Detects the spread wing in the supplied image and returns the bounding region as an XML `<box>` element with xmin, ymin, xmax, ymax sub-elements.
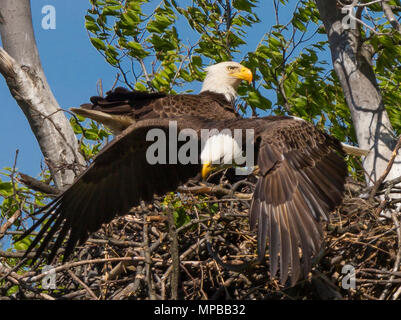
<box><xmin>249</xmin><ymin>118</ymin><xmax>347</xmax><ymax>285</ymax></box>
<box><xmin>80</xmin><ymin>87</ymin><xmax>237</xmax><ymax>121</ymax></box>
<box><xmin>20</xmin><ymin>117</ymin><xmax>205</xmax><ymax>264</ymax></box>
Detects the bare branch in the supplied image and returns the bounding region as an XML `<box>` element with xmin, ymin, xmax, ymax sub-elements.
<box><xmin>382</xmin><ymin>1</ymin><xmax>401</xmax><ymax>34</ymax></box>
<box><xmin>0</xmin><ymin>0</ymin><xmax>86</xmax><ymax>189</ymax></box>
<box><xmin>17</xmin><ymin>173</ymin><xmax>60</xmax><ymax>195</ymax></box>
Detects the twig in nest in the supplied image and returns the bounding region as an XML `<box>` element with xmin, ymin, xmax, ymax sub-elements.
<box><xmin>143</xmin><ymin>212</ymin><xmax>156</xmax><ymax>299</ymax></box>
<box><xmin>167</xmin><ymin>208</ymin><xmax>180</xmax><ymax>300</ymax></box>
<box><xmin>111</xmin><ymin>265</ymin><xmax>145</xmax><ymax>300</ymax></box>
<box><xmin>204</xmin><ymin>228</ymin><xmax>257</xmax><ymax>272</ymax></box>
<box><xmin>177</xmin><ymin>185</ymin><xmax>252</xmax><ymax>200</ymax></box>
<box><xmin>67</xmin><ymin>269</ymin><xmax>98</xmax><ymax>299</ymax></box>
<box><xmin>24</xmin><ymin>257</ymin><xmax>135</xmax><ymax>283</ymax></box>
<box><xmin>0</xmin><ymin>250</ymin><xmax>36</xmax><ymax>259</ymax></box>
<box><xmin>379</xmin><ymin>211</ymin><xmax>401</xmax><ymax>300</ymax></box>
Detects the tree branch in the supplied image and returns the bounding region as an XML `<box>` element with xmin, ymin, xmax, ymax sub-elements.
<box><xmin>17</xmin><ymin>173</ymin><xmax>60</xmax><ymax>195</ymax></box>
<box><xmin>382</xmin><ymin>1</ymin><xmax>401</xmax><ymax>34</ymax></box>
<box><xmin>0</xmin><ymin>0</ymin><xmax>86</xmax><ymax>189</ymax></box>
<box><xmin>315</xmin><ymin>0</ymin><xmax>401</xmax><ymax>184</ymax></box>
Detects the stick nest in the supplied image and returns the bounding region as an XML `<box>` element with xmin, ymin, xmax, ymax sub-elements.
<box><xmin>1</xmin><ymin>171</ymin><xmax>401</xmax><ymax>300</ymax></box>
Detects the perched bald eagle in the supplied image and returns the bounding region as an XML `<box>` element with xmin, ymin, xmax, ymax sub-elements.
<box><xmin>19</xmin><ymin>61</ymin><xmax>348</xmax><ymax>286</ymax></box>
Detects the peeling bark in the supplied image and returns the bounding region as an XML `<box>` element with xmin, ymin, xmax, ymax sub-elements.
<box><xmin>315</xmin><ymin>0</ymin><xmax>401</xmax><ymax>184</ymax></box>
<box><xmin>0</xmin><ymin>0</ymin><xmax>85</xmax><ymax>189</ymax></box>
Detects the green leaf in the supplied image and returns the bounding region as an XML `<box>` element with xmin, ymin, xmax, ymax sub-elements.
<box><xmin>233</xmin><ymin>0</ymin><xmax>255</xmax><ymax>13</ymax></box>
<box><xmin>126</xmin><ymin>41</ymin><xmax>149</xmax><ymax>58</ymax></box>
<box><xmin>0</xmin><ymin>182</ymin><xmax>13</xmax><ymax>197</ymax></box>
<box><xmin>90</xmin><ymin>37</ymin><xmax>106</xmax><ymax>51</ymax></box>
<box><xmin>247</xmin><ymin>91</ymin><xmax>272</xmax><ymax>110</ymax></box>
<box><xmin>14</xmin><ymin>237</ymin><xmax>32</xmax><ymax>251</ymax></box>
<box><xmin>103</xmin><ymin>5</ymin><xmax>122</xmax><ymax>16</ymax></box>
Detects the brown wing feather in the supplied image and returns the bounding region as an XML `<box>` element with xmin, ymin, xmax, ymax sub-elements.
<box><xmin>249</xmin><ymin>118</ymin><xmax>347</xmax><ymax>286</ymax></box>
<box><xmin>80</xmin><ymin>87</ymin><xmax>237</xmax><ymax>121</ymax></box>
<box><xmin>20</xmin><ymin>117</ymin><xmax>206</xmax><ymax>264</ymax></box>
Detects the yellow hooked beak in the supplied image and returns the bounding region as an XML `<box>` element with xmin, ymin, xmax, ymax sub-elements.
<box><xmin>202</xmin><ymin>161</ymin><xmax>213</xmax><ymax>180</ymax></box>
<box><xmin>232</xmin><ymin>66</ymin><xmax>253</xmax><ymax>84</ymax></box>
<box><xmin>202</xmin><ymin>161</ymin><xmax>234</xmax><ymax>180</ymax></box>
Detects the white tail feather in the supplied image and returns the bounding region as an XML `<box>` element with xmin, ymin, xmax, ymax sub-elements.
<box><xmin>70</xmin><ymin>108</ymin><xmax>134</xmax><ymax>135</ymax></box>
<box><xmin>341</xmin><ymin>143</ymin><xmax>369</xmax><ymax>157</ymax></box>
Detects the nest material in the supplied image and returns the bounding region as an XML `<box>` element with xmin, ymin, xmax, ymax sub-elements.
<box><xmin>1</xmin><ymin>171</ymin><xmax>401</xmax><ymax>300</ymax></box>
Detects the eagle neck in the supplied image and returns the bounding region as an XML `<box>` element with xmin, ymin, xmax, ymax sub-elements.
<box><xmin>200</xmin><ymin>86</ymin><xmax>236</xmax><ymax>103</ymax></box>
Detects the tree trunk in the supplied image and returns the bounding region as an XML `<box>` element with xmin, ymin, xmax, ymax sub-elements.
<box><xmin>0</xmin><ymin>0</ymin><xmax>85</xmax><ymax>189</ymax></box>
<box><xmin>315</xmin><ymin>0</ymin><xmax>401</xmax><ymax>184</ymax></box>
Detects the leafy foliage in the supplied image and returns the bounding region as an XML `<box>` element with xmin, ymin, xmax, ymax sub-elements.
<box><xmin>0</xmin><ymin>168</ymin><xmax>47</xmax><ymax>275</ymax></box>
<box><xmin>84</xmin><ymin>0</ymin><xmax>364</xmax><ymax>155</ymax></box>
<box><xmin>70</xmin><ymin>114</ymin><xmax>111</xmax><ymax>161</ymax></box>
<box><xmin>162</xmin><ymin>192</ymin><xmax>219</xmax><ymax>229</ymax></box>
<box><xmin>85</xmin><ymin>0</ymin><xmax>259</xmax><ymax>94</ymax></box>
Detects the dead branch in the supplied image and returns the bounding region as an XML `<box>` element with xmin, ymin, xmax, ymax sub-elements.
<box><xmin>17</xmin><ymin>173</ymin><xmax>60</xmax><ymax>195</ymax></box>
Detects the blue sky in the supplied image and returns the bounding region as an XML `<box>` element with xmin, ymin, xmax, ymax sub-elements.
<box><xmin>0</xmin><ymin>0</ymin><xmax>313</xmax><ymax>178</ymax></box>
<box><xmin>0</xmin><ymin>1</ymin><xmax>119</xmax><ymax>178</ymax></box>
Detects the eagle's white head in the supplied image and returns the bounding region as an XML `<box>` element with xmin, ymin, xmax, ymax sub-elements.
<box><xmin>200</xmin><ymin>61</ymin><xmax>253</xmax><ymax>102</ymax></box>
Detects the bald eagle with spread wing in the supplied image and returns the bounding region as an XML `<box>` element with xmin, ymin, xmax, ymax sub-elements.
<box><xmin>19</xmin><ymin>61</ymin><xmax>350</xmax><ymax>286</ymax></box>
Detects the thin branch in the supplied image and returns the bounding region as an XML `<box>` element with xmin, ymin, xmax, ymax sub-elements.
<box><xmin>379</xmin><ymin>210</ymin><xmax>401</xmax><ymax>299</ymax></box>
<box><xmin>67</xmin><ymin>269</ymin><xmax>98</xmax><ymax>299</ymax></box>
<box><xmin>369</xmin><ymin>135</ymin><xmax>401</xmax><ymax>199</ymax></box>
<box><xmin>138</xmin><ymin>58</ymin><xmax>154</xmax><ymax>91</ymax></box>
<box><xmin>17</xmin><ymin>173</ymin><xmax>60</xmax><ymax>195</ymax></box>
<box><xmin>382</xmin><ymin>1</ymin><xmax>401</xmax><ymax>34</ymax></box>
<box><xmin>143</xmin><ymin>212</ymin><xmax>156</xmax><ymax>299</ymax></box>
<box><xmin>167</xmin><ymin>208</ymin><xmax>180</xmax><ymax>300</ymax></box>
